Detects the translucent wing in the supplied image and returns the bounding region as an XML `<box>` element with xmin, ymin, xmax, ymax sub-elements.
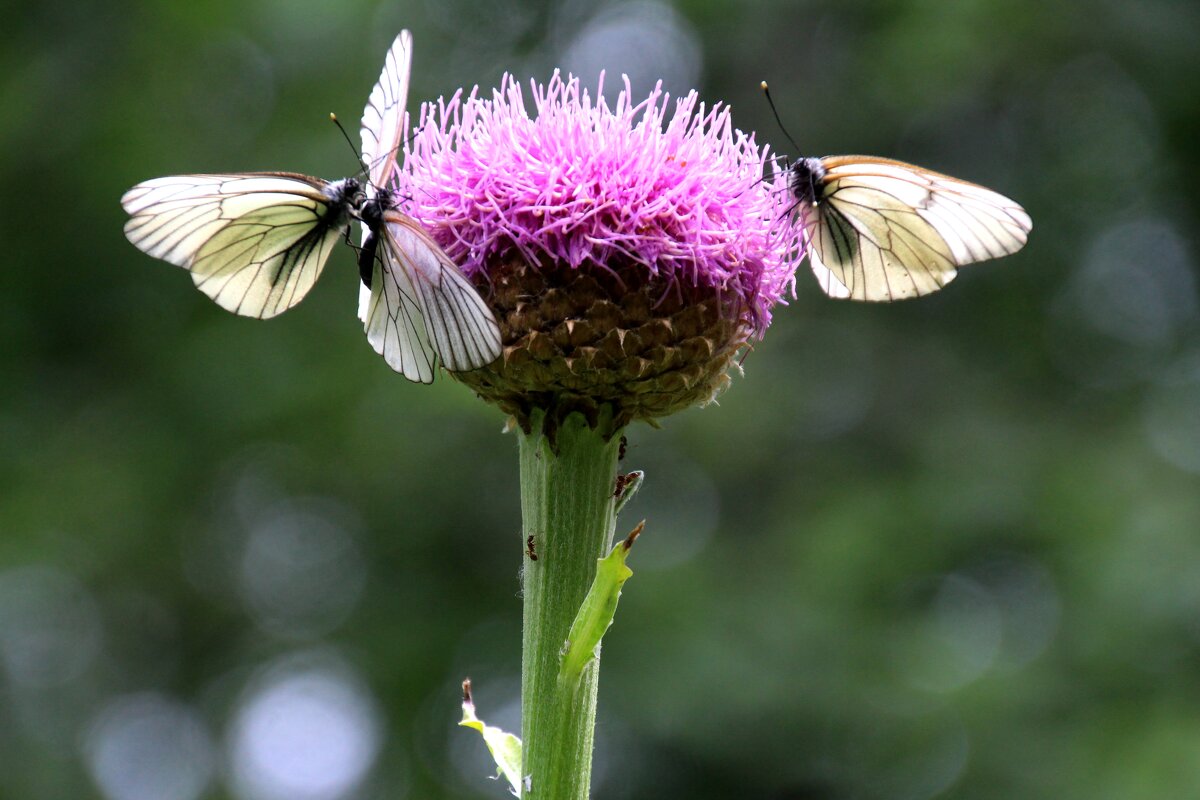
<box><xmin>122</xmin><ymin>173</ymin><xmax>353</xmax><ymax>318</ymax></box>
<box><xmin>360</xmin><ymin>230</ymin><xmax>437</xmax><ymax>383</ymax></box>
<box><xmin>357</xmin><ymin>30</ymin><xmax>414</xmax><ymax>323</ymax></box>
<box><xmin>804</xmin><ymin>156</ymin><xmax>1032</xmax><ymax>302</ymax></box>
<box><xmin>362</xmin><ymin>210</ymin><xmax>502</xmax><ymax>379</ymax></box>
<box><xmin>360</xmin><ymin>30</ymin><xmax>412</xmax><ymax>190</ymax></box>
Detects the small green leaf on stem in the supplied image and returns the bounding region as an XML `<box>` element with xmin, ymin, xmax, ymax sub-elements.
<box><xmin>459</xmin><ymin>679</ymin><xmax>525</xmax><ymax>796</ymax></box>
<box><xmin>558</xmin><ymin>521</ymin><xmax>645</xmax><ymax>688</ymax></box>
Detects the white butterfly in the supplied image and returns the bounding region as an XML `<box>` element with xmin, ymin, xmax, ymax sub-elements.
<box><xmin>786</xmin><ymin>154</ymin><xmax>1032</xmax><ymax>302</ymax></box>
<box><xmin>355</xmin><ymin>31</ymin><xmax>502</xmax><ymax>383</ymax></box>
<box><xmin>121</xmin><ymin>30</ymin><xmax>501</xmax><ymax>382</ymax></box>
<box><xmin>122</xmin><ymin>173</ymin><xmax>363</xmax><ymax>319</ymax></box>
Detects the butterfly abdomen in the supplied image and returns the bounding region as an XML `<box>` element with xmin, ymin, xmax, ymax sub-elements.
<box><xmin>356</xmin><ymin>190</ymin><xmax>400</xmax><ymax>288</ymax></box>
<box><xmin>358</xmin><ymin>238</ymin><xmax>377</xmax><ymax>288</ymax></box>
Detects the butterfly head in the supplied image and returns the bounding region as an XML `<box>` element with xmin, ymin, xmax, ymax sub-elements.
<box><xmin>788</xmin><ymin>157</ymin><xmax>826</xmax><ymax>206</ymax></box>
<box><xmin>325</xmin><ymin>178</ymin><xmax>366</xmax><ymax>211</ymax></box>
<box><xmin>358</xmin><ymin>188</ymin><xmax>399</xmax><ymax>230</ymax></box>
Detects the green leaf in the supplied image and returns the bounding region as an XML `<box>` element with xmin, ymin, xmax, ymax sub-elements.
<box><xmin>558</xmin><ymin>521</ymin><xmax>644</xmax><ymax>688</ymax></box>
<box><xmin>459</xmin><ymin>679</ymin><xmax>525</xmax><ymax>797</ymax></box>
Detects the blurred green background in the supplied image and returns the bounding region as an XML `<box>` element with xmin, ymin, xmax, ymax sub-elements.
<box><xmin>3</xmin><ymin>0</ymin><xmax>1199</xmax><ymax>798</ymax></box>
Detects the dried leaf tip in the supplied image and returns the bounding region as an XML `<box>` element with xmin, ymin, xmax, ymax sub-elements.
<box><xmin>622</xmin><ymin>520</ymin><xmax>645</xmax><ymax>551</ymax></box>
<box><xmin>462</xmin><ymin>678</ymin><xmax>474</xmax><ymax>705</ymax></box>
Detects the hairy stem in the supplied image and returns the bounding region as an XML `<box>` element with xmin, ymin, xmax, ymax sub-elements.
<box><xmin>518</xmin><ymin>410</ymin><xmax>621</xmax><ymax>799</ymax></box>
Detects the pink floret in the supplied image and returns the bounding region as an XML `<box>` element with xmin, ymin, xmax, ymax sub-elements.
<box><xmin>395</xmin><ymin>71</ymin><xmax>804</xmax><ymax>333</ymax></box>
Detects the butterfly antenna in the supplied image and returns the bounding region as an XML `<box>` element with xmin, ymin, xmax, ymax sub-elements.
<box><xmin>760</xmin><ymin>81</ymin><xmax>802</xmax><ymax>155</ymax></box>
<box><xmin>329</xmin><ymin>113</ymin><xmax>368</xmax><ymax>173</ymax></box>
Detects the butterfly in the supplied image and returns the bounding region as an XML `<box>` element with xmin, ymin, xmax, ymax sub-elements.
<box><xmin>354</xmin><ymin>31</ymin><xmax>502</xmax><ymax>383</ymax></box>
<box><xmin>786</xmin><ymin>155</ymin><xmax>1032</xmax><ymax>301</ymax></box>
<box><xmin>763</xmin><ymin>85</ymin><xmax>1032</xmax><ymax>302</ymax></box>
<box><xmin>121</xmin><ymin>31</ymin><xmax>501</xmax><ymax>381</ymax></box>
<box><xmin>121</xmin><ymin>173</ymin><xmax>364</xmax><ymax>319</ymax></box>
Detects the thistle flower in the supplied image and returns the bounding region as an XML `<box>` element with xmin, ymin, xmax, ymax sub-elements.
<box><xmin>394</xmin><ymin>73</ymin><xmax>803</xmax><ymax>433</ymax></box>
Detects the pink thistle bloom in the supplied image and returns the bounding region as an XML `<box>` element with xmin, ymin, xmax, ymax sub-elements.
<box><xmin>398</xmin><ymin>72</ymin><xmax>801</xmax><ymax>332</ymax></box>
<box><xmin>392</xmin><ymin>72</ymin><xmax>805</xmax><ymax>431</ymax></box>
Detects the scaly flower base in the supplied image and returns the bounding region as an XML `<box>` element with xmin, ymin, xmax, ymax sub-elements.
<box><xmin>457</xmin><ymin>258</ymin><xmax>752</xmax><ymax>439</ymax></box>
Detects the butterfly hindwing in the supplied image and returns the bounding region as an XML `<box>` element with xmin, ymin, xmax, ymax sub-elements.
<box><xmin>189</xmin><ymin>197</ymin><xmax>343</xmax><ymax>318</ymax></box>
<box><xmin>361</xmin><ymin>230</ymin><xmax>438</xmax><ymax>383</ymax></box>
<box><xmin>811</xmin><ymin>178</ymin><xmax>958</xmax><ymax>301</ymax></box>
<box><xmin>373</xmin><ymin>211</ymin><xmax>502</xmax><ymax>373</ymax></box>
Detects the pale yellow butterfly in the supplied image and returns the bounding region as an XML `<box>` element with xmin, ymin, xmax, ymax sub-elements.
<box><xmin>121</xmin><ymin>172</ymin><xmax>363</xmax><ymax>319</ymax></box>
<box><xmin>764</xmin><ymin>83</ymin><xmax>1032</xmax><ymax>302</ymax></box>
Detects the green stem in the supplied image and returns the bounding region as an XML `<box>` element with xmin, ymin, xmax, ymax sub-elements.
<box><xmin>518</xmin><ymin>410</ymin><xmax>622</xmax><ymax>799</ymax></box>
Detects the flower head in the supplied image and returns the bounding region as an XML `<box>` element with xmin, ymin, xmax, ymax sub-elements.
<box><xmin>395</xmin><ymin>72</ymin><xmax>803</xmax><ymax>432</ymax></box>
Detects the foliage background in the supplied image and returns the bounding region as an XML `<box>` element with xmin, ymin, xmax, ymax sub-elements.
<box><xmin>3</xmin><ymin>0</ymin><xmax>1199</xmax><ymax>798</ymax></box>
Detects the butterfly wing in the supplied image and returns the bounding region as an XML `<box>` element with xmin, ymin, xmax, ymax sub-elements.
<box><xmin>360</xmin><ymin>29</ymin><xmax>412</xmax><ymax>191</ymax></box>
<box><xmin>122</xmin><ymin>173</ymin><xmax>351</xmax><ymax>318</ymax></box>
<box><xmin>361</xmin><ymin>227</ymin><xmax>438</xmax><ymax>383</ymax></box>
<box><xmin>804</xmin><ymin>156</ymin><xmax>1031</xmax><ymax>302</ymax></box>
<box><xmin>357</xmin><ymin>30</ymin><xmax>414</xmax><ymax>321</ymax></box>
<box><xmin>355</xmin><ymin>32</ymin><xmax>501</xmax><ymax>379</ymax></box>
<box><xmin>362</xmin><ymin>210</ymin><xmax>502</xmax><ymax>379</ymax></box>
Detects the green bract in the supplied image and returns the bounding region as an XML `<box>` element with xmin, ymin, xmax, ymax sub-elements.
<box><xmin>559</xmin><ymin>522</ymin><xmax>644</xmax><ymax>688</ymax></box>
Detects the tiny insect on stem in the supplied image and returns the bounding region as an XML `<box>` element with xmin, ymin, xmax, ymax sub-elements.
<box><xmin>612</xmin><ymin>470</ymin><xmax>644</xmax><ymax>514</ymax></box>
<box><xmin>526</xmin><ymin>534</ymin><xmax>538</xmax><ymax>561</ymax></box>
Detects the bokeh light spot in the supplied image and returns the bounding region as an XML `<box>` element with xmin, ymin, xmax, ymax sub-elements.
<box><xmin>1049</xmin><ymin>218</ymin><xmax>1196</xmax><ymax>389</ymax></box>
<box><xmin>0</xmin><ymin>564</ymin><xmax>101</xmax><ymax>688</ymax></box>
<box><xmin>84</xmin><ymin>693</ymin><xmax>215</xmax><ymax>800</ymax></box>
<box><xmin>1144</xmin><ymin>353</ymin><xmax>1200</xmax><ymax>474</ymax></box>
<box><xmin>558</xmin><ymin>1</ymin><xmax>701</xmax><ymax>102</ymax></box>
<box><xmin>238</xmin><ymin>499</ymin><xmax>366</xmax><ymax>639</ymax></box>
<box><xmin>227</xmin><ymin>652</ymin><xmax>383</xmax><ymax>800</ymax></box>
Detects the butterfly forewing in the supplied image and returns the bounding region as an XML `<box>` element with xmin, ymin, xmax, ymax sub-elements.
<box><xmin>798</xmin><ymin>155</ymin><xmax>1031</xmax><ymax>302</ymax></box>
<box><xmin>361</xmin><ymin>30</ymin><xmax>413</xmax><ymax>191</ymax></box>
<box><xmin>822</xmin><ymin>157</ymin><xmax>1030</xmax><ymax>262</ymax></box>
<box><xmin>123</xmin><ymin>175</ymin><xmax>251</xmax><ymax>267</ymax></box>
<box><xmin>357</xmin><ymin>30</ymin><xmax>415</xmax><ymax>321</ymax></box>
